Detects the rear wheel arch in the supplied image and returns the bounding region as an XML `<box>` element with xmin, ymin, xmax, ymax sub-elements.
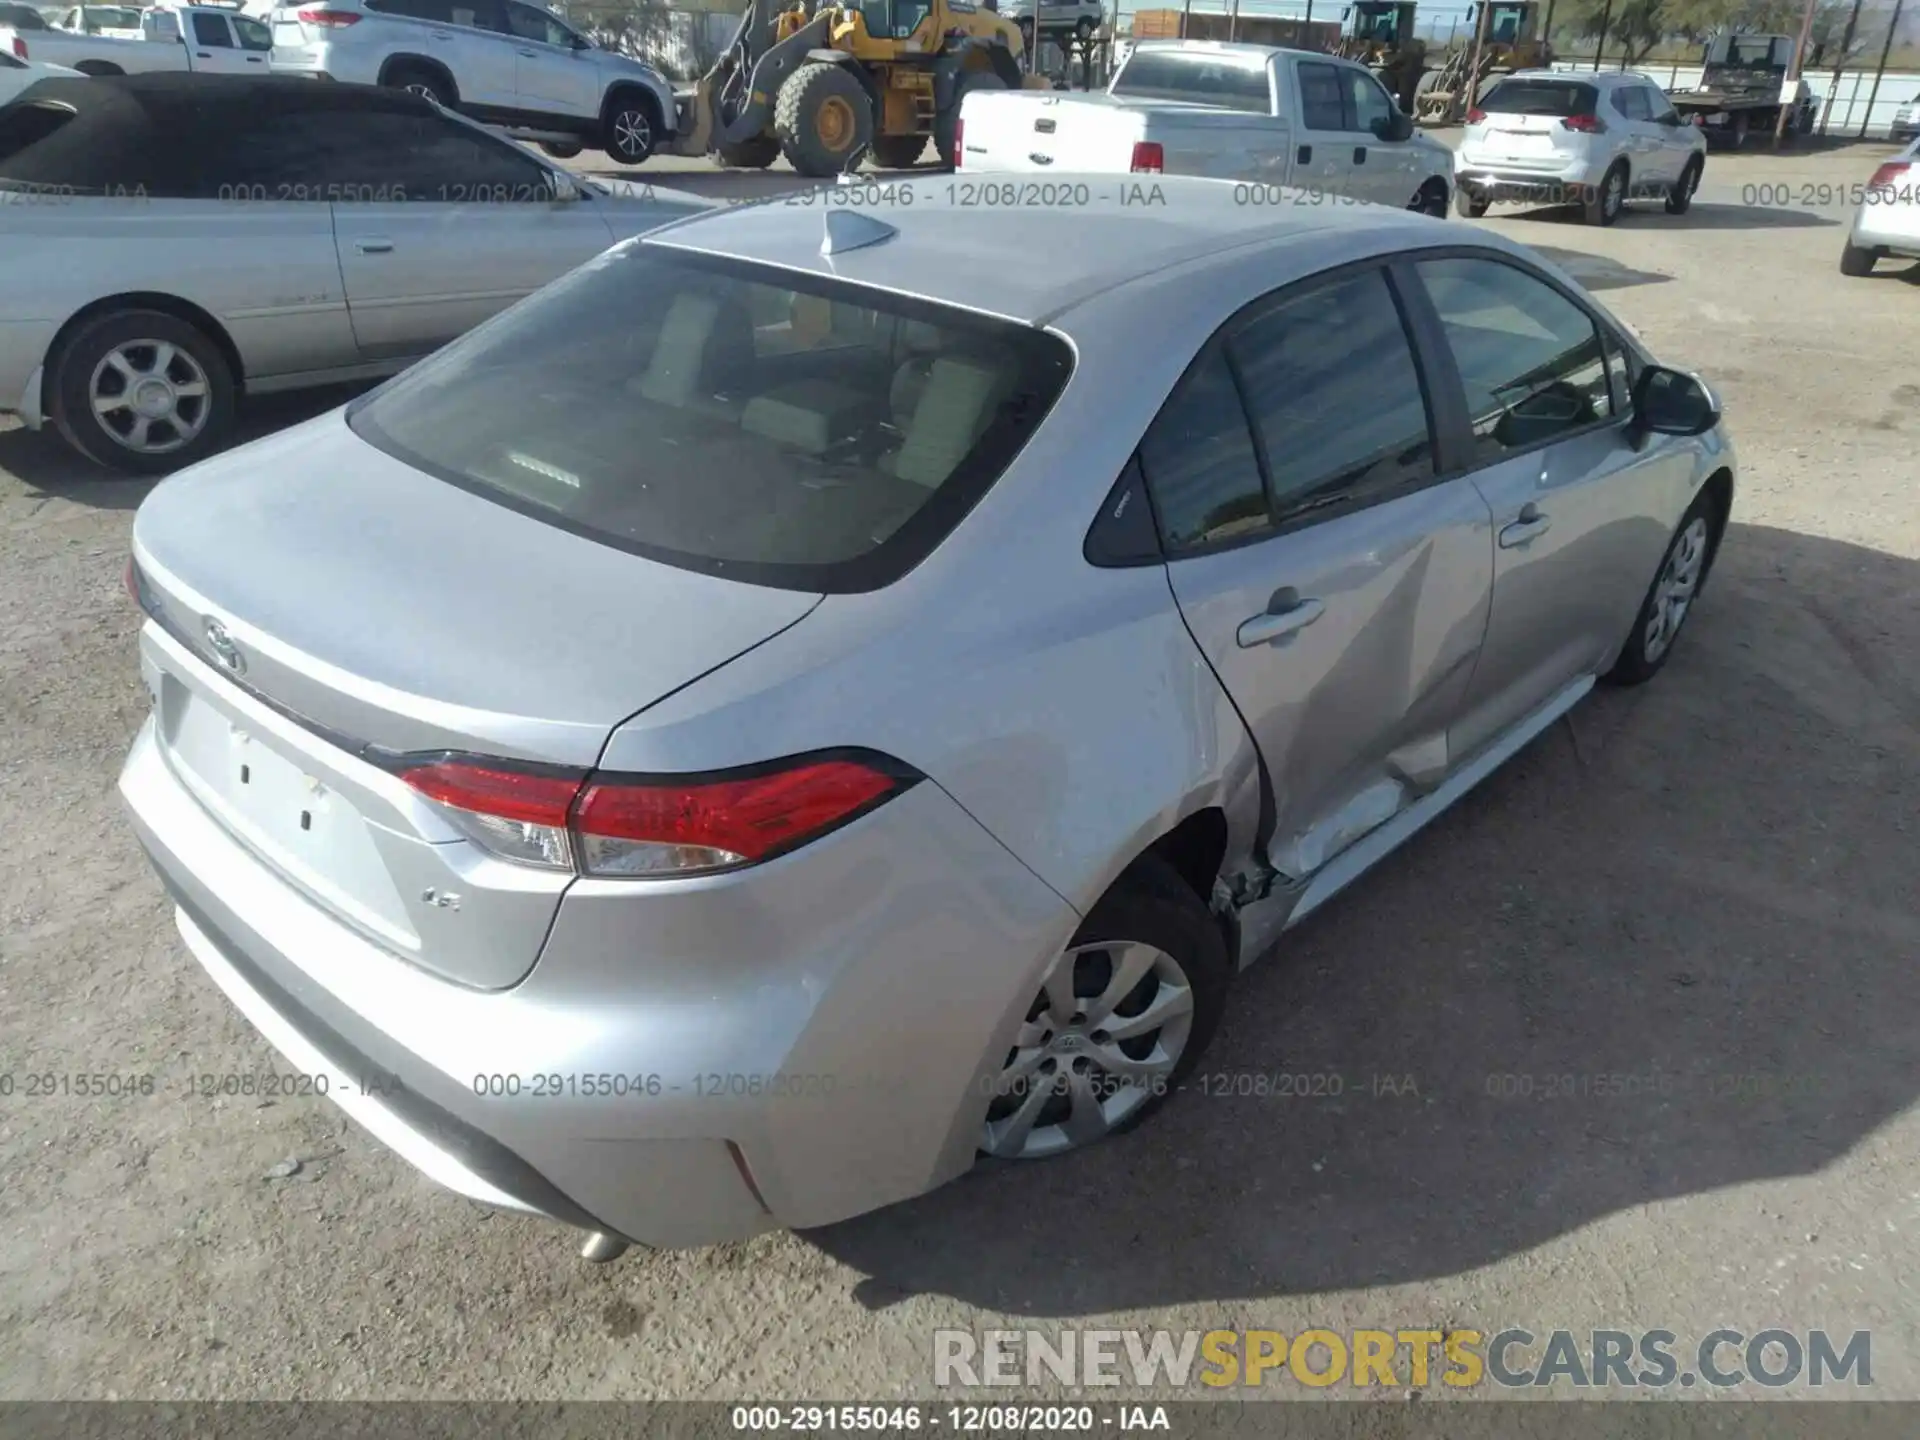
<box><xmin>378</xmin><ymin>55</ymin><xmax>459</xmax><ymax>103</ymax></box>
<box><xmin>73</xmin><ymin>59</ymin><xmax>124</xmax><ymax>76</ymax></box>
<box><xmin>45</xmin><ymin>292</ymin><xmax>245</xmax><ymax>406</ymax></box>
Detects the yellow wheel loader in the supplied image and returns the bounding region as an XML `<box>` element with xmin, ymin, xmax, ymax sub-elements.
<box><xmin>667</xmin><ymin>0</ymin><xmax>1051</xmax><ymax>177</ymax></box>
<box><xmin>1412</xmin><ymin>0</ymin><xmax>1552</xmax><ymax>125</ymax></box>
<box><xmin>1333</xmin><ymin>1</ymin><xmax>1427</xmax><ymax>115</ymax></box>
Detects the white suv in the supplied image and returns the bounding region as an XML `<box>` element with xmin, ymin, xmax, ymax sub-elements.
<box><xmin>267</xmin><ymin>0</ymin><xmax>677</xmax><ymax>164</ymax></box>
<box><xmin>1454</xmin><ymin>69</ymin><xmax>1705</xmax><ymax>226</ymax></box>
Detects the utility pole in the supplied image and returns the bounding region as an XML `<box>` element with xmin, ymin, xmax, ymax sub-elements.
<box><xmin>1774</xmin><ymin>0</ymin><xmax>1817</xmax><ymax>147</ymax></box>
<box><xmin>1179</xmin><ymin>0</ymin><xmax>1191</xmax><ymax>40</ymax></box>
<box><xmin>1858</xmin><ymin>0</ymin><xmax>1905</xmax><ymax>138</ymax></box>
<box><xmin>1819</xmin><ymin>0</ymin><xmax>1863</xmax><ymax>134</ymax></box>
<box><xmin>1228</xmin><ymin>0</ymin><xmax>1239</xmax><ymax>42</ymax></box>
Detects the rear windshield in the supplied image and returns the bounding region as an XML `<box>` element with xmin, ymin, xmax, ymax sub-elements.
<box><xmin>1478</xmin><ymin>78</ymin><xmax>1597</xmax><ymax>117</ymax></box>
<box><xmin>348</xmin><ymin>244</ymin><xmax>1075</xmax><ymax>594</ymax></box>
<box><xmin>1111</xmin><ymin>52</ymin><xmax>1272</xmax><ymax>113</ymax></box>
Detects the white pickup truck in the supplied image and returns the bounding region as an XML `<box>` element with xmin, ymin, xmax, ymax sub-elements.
<box><xmin>3</xmin><ymin>1</ymin><xmax>272</xmax><ymax>75</ymax></box>
<box><xmin>957</xmin><ymin>39</ymin><xmax>1455</xmax><ymax>212</ymax></box>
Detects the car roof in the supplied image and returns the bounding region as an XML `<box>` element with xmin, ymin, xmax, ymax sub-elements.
<box><xmin>1127</xmin><ymin>38</ymin><xmax>1325</xmax><ymax>61</ymax></box>
<box><xmin>1504</xmin><ymin>67</ymin><xmax>1648</xmax><ymax>86</ymax></box>
<box><xmin>637</xmin><ymin>176</ymin><xmax>1456</xmax><ymax>328</ymax></box>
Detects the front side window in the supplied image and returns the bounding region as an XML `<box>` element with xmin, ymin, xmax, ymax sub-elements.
<box><xmin>348</xmin><ymin>246</ymin><xmax>1074</xmax><ymax>593</ymax></box>
<box><xmin>506</xmin><ymin>1</ymin><xmax>573</xmax><ymax>45</ymax></box>
<box><xmin>235</xmin><ymin>15</ymin><xmax>272</xmax><ymax>49</ymax></box>
<box><xmin>1229</xmin><ymin>269</ymin><xmax>1434</xmax><ymax>524</ymax></box>
<box><xmin>1344</xmin><ymin>66</ymin><xmax>1397</xmax><ymax>137</ymax></box>
<box><xmin>1613</xmin><ymin>84</ymin><xmax>1651</xmax><ymax>121</ymax></box>
<box><xmin>1415</xmin><ymin>255</ymin><xmax>1613</xmax><ymax>460</ymax></box>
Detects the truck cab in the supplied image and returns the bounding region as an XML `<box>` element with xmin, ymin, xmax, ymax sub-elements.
<box><xmin>141</xmin><ymin>1</ymin><xmax>273</xmax><ymax>70</ymax></box>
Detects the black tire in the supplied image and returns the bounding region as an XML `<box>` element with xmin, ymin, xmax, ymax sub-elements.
<box><xmin>382</xmin><ymin>64</ymin><xmax>452</xmax><ymax>107</ymax></box>
<box><xmin>602</xmin><ymin>88</ymin><xmax>659</xmax><ymax>165</ymax></box>
<box><xmin>1409</xmin><ymin>178</ymin><xmax>1448</xmax><ymax>218</ymax></box>
<box><xmin>869</xmin><ymin>133</ymin><xmax>927</xmax><ymax>169</ymax></box>
<box><xmin>977</xmin><ymin>855</ymin><xmax>1231</xmax><ymax>1162</ymax></box>
<box><xmin>47</xmin><ymin>309</ymin><xmax>235</xmax><ymax>476</ymax></box>
<box><xmin>715</xmin><ymin>133</ymin><xmax>780</xmax><ymax>169</ymax></box>
<box><xmin>1664</xmin><ymin>155</ymin><xmax>1701</xmax><ymax>215</ymax></box>
<box><xmin>539</xmin><ymin>140</ymin><xmax>584</xmax><ymax>160</ymax></box>
<box><xmin>1455</xmin><ymin>183</ymin><xmax>1490</xmax><ymax>218</ymax></box>
<box><xmin>1584</xmin><ymin>161</ymin><xmax>1627</xmax><ymax>225</ymax></box>
<box><xmin>1602</xmin><ymin>492</ymin><xmax>1720</xmax><ymax>687</ymax></box>
<box><xmin>935</xmin><ymin>68</ymin><xmax>1007</xmax><ymax>168</ymax></box>
<box><xmin>774</xmin><ymin>63</ymin><xmax>873</xmax><ymax>178</ymax></box>
<box><xmin>1839</xmin><ymin>241</ymin><xmax>1879</xmax><ymax>277</ymax></box>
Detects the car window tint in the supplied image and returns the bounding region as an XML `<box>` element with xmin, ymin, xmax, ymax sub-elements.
<box><xmin>1344</xmin><ymin>67</ymin><xmax>1395</xmax><ymax>136</ymax></box>
<box><xmin>348</xmin><ymin>248</ymin><xmax>1074</xmax><ymax>594</ymax></box>
<box><xmin>1479</xmin><ymin>78</ymin><xmax>1596</xmax><ymax>117</ymax></box>
<box><xmin>235</xmin><ymin>14</ymin><xmax>272</xmax><ymax>48</ymax></box>
<box><xmin>1229</xmin><ymin>270</ymin><xmax>1434</xmax><ymax>523</ymax></box>
<box><xmin>1111</xmin><ymin>52</ymin><xmax>1271</xmax><ymax>113</ymax></box>
<box><xmin>1297</xmin><ymin>60</ymin><xmax>1347</xmax><ymax>130</ymax></box>
<box><xmin>506</xmin><ymin>0</ymin><xmax>569</xmax><ymax>43</ymax></box>
<box><xmin>1416</xmin><ymin>256</ymin><xmax>1613</xmax><ymax>460</ymax></box>
<box><xmin>1614</xmin><ymin>85</ymin><xmax>1651</xmax><ymax>120</ymax></box>
<box><xmin>1137</xmin><ymin>347</ymin><xmax>1269</xmax><ymax>554</ymax></box>
<box><xmin>191</xmin><ymin>12</ymin><xmax>232</xmax><ymax>44</ymax></box>
<box><xmin>213</xmin><ymin>111</ymin><xmax>557</xmax><ymax>197</ymax></box>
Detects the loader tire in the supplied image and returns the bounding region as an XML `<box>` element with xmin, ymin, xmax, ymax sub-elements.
<box><xmin>716</xmin><ymin>134</ymin><xmax>780</xmax><ymax>169</ymax></box>
<box><xmin>775</xmin><ymin>63</ymin><xmax>874</xmax><ymax>178</ymax></box>
<box><xmin>870</xmin><ymin>133</ymin><xmax>928</xmax><ymax>169</ymax></box>
<box><xmin>934</xmin><ymin>69</ymin><xmax>1007</xmax><ymax>168</ymax></box>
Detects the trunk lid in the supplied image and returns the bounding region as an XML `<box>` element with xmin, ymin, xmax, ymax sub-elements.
<box><xmin>131</xmin><ymin>411</ymin><xmax>820</xmax><ymax>991</ymax></box>
<box><xmin>959</xmin><ymin>90</ymin><xmax>1144</xmax><ymax>173</ymax></box>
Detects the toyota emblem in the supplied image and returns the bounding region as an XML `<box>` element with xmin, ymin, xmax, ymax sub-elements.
<box><xmin>203</xmin><ymin>618</ymin><xmax>246</xmax><ymax>676</ymax></box>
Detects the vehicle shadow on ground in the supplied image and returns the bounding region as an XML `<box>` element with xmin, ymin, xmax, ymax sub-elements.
<box><xmin>808</xmin><ymin>520</ymin><xmax>1920</xmax><ymax>1317</ymax></box>
<box><xmin>1501</xmin><ymin>200</ymin><xmax>1838</xmax><ymax>230</ymax></box>
<box><xmin>0</xmin><ymin>385</ymin><xmax>370</xmax><ymax>504</ymax></box>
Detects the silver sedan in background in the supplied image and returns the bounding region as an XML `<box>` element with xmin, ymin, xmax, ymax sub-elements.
<box><xmin>120</xmin><ymin>178</ymin><xmax>1734</xmax><ymax>1257</ymax></box>
<box><xmin>0</xmin><ymin>71</ymin><xmax>707</xmax><ymax>472</ymax></box>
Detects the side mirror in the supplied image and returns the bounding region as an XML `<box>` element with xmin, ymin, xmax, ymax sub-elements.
<box><xmin>1633</xmin><ymin>365</ymin><xmax>1719</xmax><ymax>437</ymax></box>
<box><xmin>1382</xmin><ymin>109</ymin><xmax>1413</xmax><ymax>141</ymax></box>
<box><xmin>571</xmin><ymin>31</ymin><xmax>590</xmax><ymax>48</ymax></box>
<box><xmin>548</xmin><ymin>172</ymin><xmax>583</xmax><ymax>203</ymax></box>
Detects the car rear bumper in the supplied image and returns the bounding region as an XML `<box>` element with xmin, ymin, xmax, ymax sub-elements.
<box><xmin>1851</xmin><ymin>201</ymin><xmax>1920</xmax><ymax>256</ymax></box>
<box><xmin>119</xmin><ymin>674</ymin><xmax>1078</xmax><ymax>1247</ymax></box>
<box><xmin>1455</xmin><ymin>155</ymin><xmax>1595</xmax><ymax>201</ymax></box>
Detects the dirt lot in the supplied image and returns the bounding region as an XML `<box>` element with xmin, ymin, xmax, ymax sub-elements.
<box><xmin>2</xmin><ymin>142</ymin><xmax>1918</xmax><ymax>1403</ymax></box>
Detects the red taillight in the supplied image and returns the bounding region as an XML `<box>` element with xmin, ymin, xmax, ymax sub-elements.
<box><xmin>1867</xmin><ymin>160</ymin><xmax>1911</xmax><ymax>189</ymax></box>
<box><xmin>953</xmin><ymin>116</ymin><xmax>964</xmax><ymax>170</ymax></box>
<box><xmin>1465</xmin><ymin>106</ymin><xmax>1487</xmax><ymax>124</ymax></box>
<box><xmin>10</xmin><ymin>35</ymin><xmax>26</xmax><ymax>57</ymax></box>
<box><xmin>295</xmin><ymin>7</ymin><xmax>360</xmax><ymax>23</ymax></box>
<box><xmin>399</xmin><ymin>752</ymin><xmax>915</xmax><ymax>878</ymax></box>
<box><xmin>1130</xmin><ymin>140</ymin><xmax>1163</xmax><ymax>173</ymax></box>
<box><xmin>1561</xmin><ymin>113</ymin><xmax>1605</xmax><ymax>133</ymax></box>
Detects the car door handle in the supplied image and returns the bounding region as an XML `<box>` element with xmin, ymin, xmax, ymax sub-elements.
<box><xmin>1353</xmin><ymin>145</ymin><xmax>1367</xmax><ymax>163</ymax></box>
<box><xmin>1297</xmin><ymin>143</ymin><xmax>1312</xmax><ymax>164</ymax></box>
<box><xmin>354</xmin><ymin>238</ymin><xmax>395</xmax><ymax>254</ymax></box>
<box><xmin>516</xmin><ymin>45</ymin><xmax>536</xmax><ymax>54</ymax></box>
<box><xmin>1499</xmin><ymin>503</ymin><xmax>1551</xmax><ymax>549</ymax></box>
<box><xmin>1237</xmin><ymin>589</ymin><xmax>1325</xmax><ymax>648</ymax></box>
<box><xmin>246</xmin><ymin>54</ymin><xmax>263</xmax><ymax>61</ymax></box>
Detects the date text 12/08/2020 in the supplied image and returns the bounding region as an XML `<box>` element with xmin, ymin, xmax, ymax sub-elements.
<box><xmin>729</xmin><ymin>1405</ymin><xmax>1172</xmax><ymax>1431</ymax></box>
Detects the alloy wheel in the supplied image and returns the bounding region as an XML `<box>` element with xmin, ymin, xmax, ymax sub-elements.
<box><xmin>1643</xmin><ymin>516</ymin><xmax>1709</xmax><ymax>663</ymax></box>
<box><xmin>612</xmin><ymin>108</ymin><xmax>652</xmax><ymax>159</ymax></box>
<box><xmin>982</xmin><ymin>940</ymin><xmax>1196</xmax><ymax>1160</ymax></box>
<box><xmin>89</xmin><ymin>340</ymin><xmax>210</xmax><ymax>456</ymax></box>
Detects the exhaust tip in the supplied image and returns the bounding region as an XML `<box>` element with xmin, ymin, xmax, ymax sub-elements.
<box><xmin>579</xmin><ymin>1231</ymin><xmax>632</xmax><ymax>1264</ymax></box>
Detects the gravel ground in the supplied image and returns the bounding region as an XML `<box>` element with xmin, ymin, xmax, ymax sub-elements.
<box><xmin>2</xmin><ymin>142</ymin><xmax>1917</xmax><ymax>1403</ymax></box>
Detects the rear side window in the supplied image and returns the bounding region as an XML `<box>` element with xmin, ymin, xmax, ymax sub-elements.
<box><xmin>1137</xmin><ymin>348</ymin><xmax>1268</xmax><ymax>553</ymax></box>
<box><xmin>0</xmin><ymin>101</ymin><xmax>76</xmax><ymax>173</ymax></box>
<box><xmin>1228</xmin><ymin>270</ymin><xmax>1434</xmax><ymax>524</ymax></box>
<box><xmin>1414</xmin><ymin>256</ymin><xmax>1613</xmax><ymax>459</ymax></box>
<box><xmin>1112</xmin><ymin>52</ymin><xmax>1271</xmax><ymax>113</ymax></box>
<box><xmin>191</xmin><ymin>12</ymin><xmax>233</xmax><ymax>44</ymax></box>
<box><xmin>1479</xmin><ymin>78</ymin><xmax>1597</xmax><ymax>117</ymax></box>
<box><xmin>348</xmin><ymin>247</ymin><xmax>1075</xmax><ymax>594</ymax></box>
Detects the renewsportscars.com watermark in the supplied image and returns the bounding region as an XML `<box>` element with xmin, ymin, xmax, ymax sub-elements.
<box><xmin>933</xmin><ymin>1328</ymin><xmax>1873</xmax><ymax>1391</ymax></box>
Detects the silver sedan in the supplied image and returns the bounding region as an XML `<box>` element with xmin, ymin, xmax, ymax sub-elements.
<box><xmin>0</xmin><ymin>71</ymin><xmax>708</xmax><ymax>472</ymax></box>
<box><xmin>120</xmin><ymin>177</ymin><xmax>1734</xmax><ymax>1255</ymax></box>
